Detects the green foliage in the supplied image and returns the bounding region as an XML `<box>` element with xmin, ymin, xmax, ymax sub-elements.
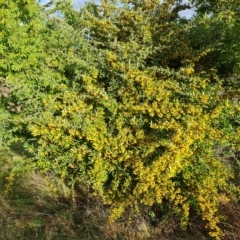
<box><xmin>0</xmin><ymin>0</ymin><xmax>239</xmax><ymax>239</ymax></box>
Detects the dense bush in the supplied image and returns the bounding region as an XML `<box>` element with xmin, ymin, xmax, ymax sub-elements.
<box><xmin>0</xmin><ymin>0</ymin><xmax>239</xmax><ymax>239</ymax></box>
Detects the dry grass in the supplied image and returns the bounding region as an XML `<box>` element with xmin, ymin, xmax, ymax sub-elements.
<box><xmin>220</xmin><ymin>201</ymin><xmax>240</xmax><ymax>240</ymax></box>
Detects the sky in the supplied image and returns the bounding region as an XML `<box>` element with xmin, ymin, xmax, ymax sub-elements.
<box><xmin>40</xmin><ymin>0</ymin><xmax>195</xmax><ymax>19</ymax></box>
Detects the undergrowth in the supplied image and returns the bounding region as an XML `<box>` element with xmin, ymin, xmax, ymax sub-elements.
<box><xmin>0</xmin><ymin>145</ymin><xmax>240</xmax><ymax>240</ymax></box>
